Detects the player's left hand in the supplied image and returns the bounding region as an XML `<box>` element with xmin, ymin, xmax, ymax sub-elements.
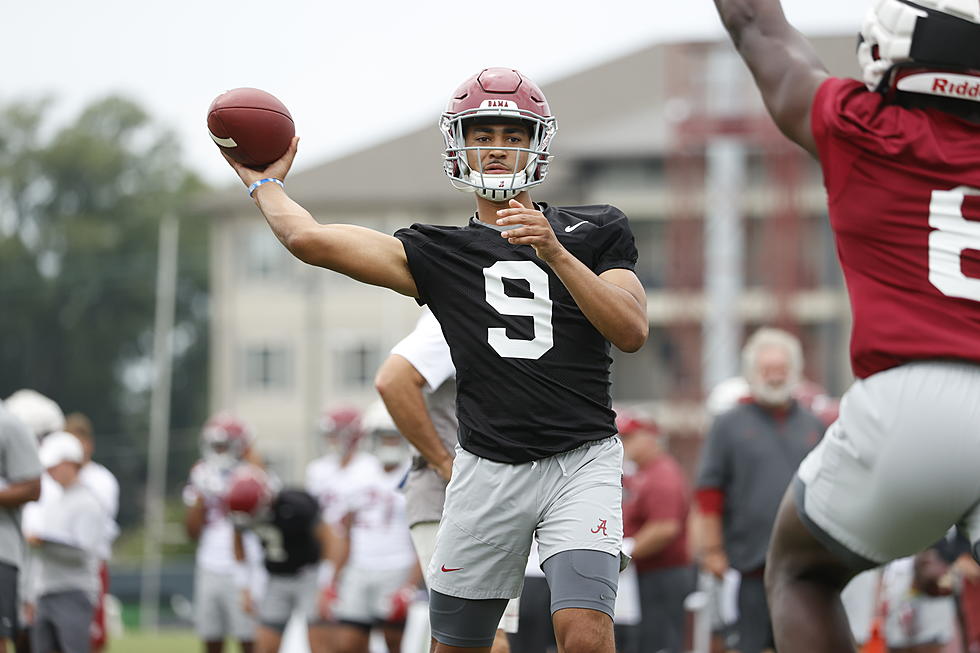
<box><xmin>318</xmin><ymin>583</ymin><xmax>339</xmax><ymax>621</ymax></box>
<box><xmin>386</xmin><ymin>584</ymin><xmax>416</xmax><ymax>623</ymax></box>
<box><xmin>496</xmin><ymin>200</ymin><xmax>567</xmax><ymax>263</ymax></box>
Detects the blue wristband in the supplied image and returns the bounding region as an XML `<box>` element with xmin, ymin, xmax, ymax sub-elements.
<box><xmin>247</xmin><ymin>178</ymin><xmax>284</xmax><ymax>197</ymax></box>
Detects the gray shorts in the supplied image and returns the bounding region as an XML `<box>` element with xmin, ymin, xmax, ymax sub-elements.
<box><xmin>32</xmin><ymin>591</ymin><xmax>94</xmax><ymax>653</ymax></box>
<box><xmin>428</xmin><ymin>436</ymin><xmax>624</xmax><ymax>600</ymax></box>
<box><xmin>259</xmin><ymin>566</ymin><xmax>318</xmax><ymax>631</ymax></box>
<box><xmin>194</xmin><ymin>568</ymin><xmax>256</xmax><ymax>641</ymax></box>
<box><xmin>796</xmin><ymin>361</ymin><xmax>980</xmax><ymax>565</ymax></box>
<box><xmin>0</xmin><ymin>563</ymin><xmax>17</xmax><ymax>639</ymax></box>
<box><xmin>333</xmin><ymin>564</ymin><xmax>414</xmax><ymax>626</ymax></box>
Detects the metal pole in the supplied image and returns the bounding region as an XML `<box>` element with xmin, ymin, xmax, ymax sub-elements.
<box><xmin>702</xmin><ymin>138</ymin><xmax>745</xmax><ymax>394</ymax></box>
<box><xmin>139</xmin><ymin>214</ymin><xmax>179</xmax><ymax>630</ymax></box>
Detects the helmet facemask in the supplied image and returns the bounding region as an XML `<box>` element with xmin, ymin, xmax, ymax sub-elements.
<box><xmin>441</xmin><ymin>105</ymin><xmax>556</xmax><ymax>202</ymax></box>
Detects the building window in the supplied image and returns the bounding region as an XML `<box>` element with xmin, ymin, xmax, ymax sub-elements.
<box><xmin>336</xmin><ymin>342</ymin><xmax>381</xmax><ymax>390</ymax></box>
<box><xmin>239</xmin><ymin>227</ymin><xmax>293</xmax><ymax>281</ymax></box>
<box><xmin>241</xmin><ymin>345</ymin><xmax>292</xmax><ymax>391</ymax></box>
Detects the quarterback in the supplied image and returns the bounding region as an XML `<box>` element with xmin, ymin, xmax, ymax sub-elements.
<box><xmin>711</xmin><ymin>0</ymin><xmax>980</xmax><ymax>650</ymax></box>
<box><xmin>220</xmin><ymin>68</ymin><xmax>647</xmax><ymax>653</ymax></box>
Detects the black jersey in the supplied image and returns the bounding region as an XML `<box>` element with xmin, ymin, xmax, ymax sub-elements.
<box><xmin>252</xmin><ymin>489</ymin><xmax>321</xmax><ymax>575</ymax></box>
<box><xmin>394</xmin><ymin>203</ymin><xmax>638</xmax><ymax>464</ymax></box>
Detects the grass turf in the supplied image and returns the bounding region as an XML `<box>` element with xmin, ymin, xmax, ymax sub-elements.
<box><xmin>106</xmin><ymin>629</ymin><xmax>200</xmax><ymax>653</ymax></box>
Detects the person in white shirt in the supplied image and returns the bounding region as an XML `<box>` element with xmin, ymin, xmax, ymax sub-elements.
<box><xmin>64</xmin><ymin>413</ymin><xmax>119</xmax><ymax>652</ymax></box>
<box><xmin>329</xmin><ymin>402</ymin><xmax>420</xmax><ymax>653</ymax></box>
<box><xmin>375</xmin><ymin>309</ymin><xmax>517</xmax><ymax>653</ymax></box>
<box><xmin>24</xmin><ymin>432</ymin><xmax>106</xmax><ymax>653</ymax></box>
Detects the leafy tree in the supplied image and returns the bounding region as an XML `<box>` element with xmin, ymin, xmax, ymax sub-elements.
<box><xmin>0</xmin><ymin>96</ymin><xmax>209</xmax><ymax>525</ymax></box>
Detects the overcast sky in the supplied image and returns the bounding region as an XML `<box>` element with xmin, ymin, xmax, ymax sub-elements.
<box><xmin>6</xmin><ymin>1</ymin><xmax>866</xmax><ymax>185</ymax></box>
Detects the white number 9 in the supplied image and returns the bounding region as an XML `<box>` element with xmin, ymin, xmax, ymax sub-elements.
<box><xmin>483</xmin><ymin>261</ymin><xmax>554</xmax><ymax>359</ymax></box>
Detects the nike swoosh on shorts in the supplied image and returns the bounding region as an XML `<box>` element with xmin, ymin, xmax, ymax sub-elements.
<box><xmin>564</xmin><ymin>222</ymin><xmax>587</xmax><ymax>232</ymax></box>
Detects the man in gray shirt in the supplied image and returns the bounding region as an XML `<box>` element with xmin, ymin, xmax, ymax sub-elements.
<box><xmin>0</xmin><ymin>401</ymin><xmax>42</xmax><ymax>653</ymax></box>
<box><xmin>695</xmin><ymin>328</ymin><xmax>825</xmax><ymax>653</ymax></box>
<box><xmin>23</xmin><ymin>431</ymin><xmax>105</xmax><ymax>653</ymax></box>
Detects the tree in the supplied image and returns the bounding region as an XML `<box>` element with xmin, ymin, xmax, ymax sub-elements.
<box><xmin>0</xmin><ymin>95</ymin><xmax>209</xmax><ymax>525</ymax></box>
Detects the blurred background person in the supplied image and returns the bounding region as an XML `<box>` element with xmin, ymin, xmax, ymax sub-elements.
<box><xmin>329</xmin><ymin>402</ymin><xmax>419</xmax><ymax>653</ymax></box>
<box><xmin>881</xmin><ymin>549</ymin><xmax>957</xmax><ymax>653</ymax></box>
<box><xmin>6</xmin><ymin>389</ymin><xmax>65</xmax><ymax>653</ymax></box>
<box><xmin>227</xmin><ymin>465</ymin><xmax>326</xmax><ymax>653</ymax></box>
<box><xmin>23</xmin><ymin>432</ymin><xmax>107</xmax><ymax>653</ymax></box>
<box><xmin>183</xmin><ymin>413</ymin><xmax>262</xmax><ymax>653</ymax></box>
<box><xmin>63</xmin><ymin>413</ymin><xmax>118</xmax><ymax>653</ymax></box>
<box><xmin>305</xmin><ymin>406</ymin><xmax>382</xmax><ymax>652</ymax></box>
<box><xmin>0</xmin><ymin>399</ymin><xmax>42</xmax><ymax>653</ymax></box>
<box><xmin>375</xmin><ymin>307</ymin><xmax>517</xmax><ymax>653</ymax></box>
<box><xmin>694</xmin><ymin>328</ymin><xmax>825</xmax><ymax>653</ymax></box>
<box><xmin>618</xmin><ymin>410</ymin><xmax>692</xmax><ymax>653</ymax></box>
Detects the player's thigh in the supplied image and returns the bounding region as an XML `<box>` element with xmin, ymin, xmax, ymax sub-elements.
<box><xmin>408</xmin><ymin>521</ymin><xmax>439</xmax><ymax>584</ymax></box>
<box><xmin>370</xmin><ymin>565</ymin><xmax>413</xmax><ymax>624</ymax></box>
<box><xmin>428</xmin><ymin>449</ymin><xmax>537</xmax><ymax>600</ymax></box>
<box><xmin>796</xmin><ymin>361</ymin><xmax>980</xmax><ymax>564</ymax></box>
<box><xmin>195</xmin><ymin>569</ymin><xmax>231</xmax><ymax>639</ymax></box>
<box><xmin>258</xmin><ymin>574</ymin><xmax>298</xmax><ymax>633</ymax></box>
<box><xmin>536</xmin><ymin>437</ymin><xmax>624</xmax><ymax>564</ymax></box>
<box><xmin>0</xmin><ymin>564</ymin><xmax>17</xmax><ymax>642</ymax></box>
<box><xmin>42</xmin><ymin>591</ymin><xmax>94</xmax><ymax>653</ymax></box>
<box><xmin>333</xmin><ymin>567</ymin><xmax>375</xmax><ymax>626</ymax></box>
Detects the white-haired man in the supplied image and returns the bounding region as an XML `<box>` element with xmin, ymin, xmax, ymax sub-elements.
<box><xmin>694</xmin><ymin>328</ymin><xmax>825</xmax><ymax>653</ymax></box>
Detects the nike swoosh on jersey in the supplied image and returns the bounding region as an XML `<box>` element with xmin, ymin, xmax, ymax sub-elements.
<box><xmin>564</xmin><ymin>222</ymin><xmax>588</xmax><ymax>232</ymax></box>
<box><xmin>441</xmin><ymin>565</ymin><xmax>463</xmax><ymax>572</ymax></box>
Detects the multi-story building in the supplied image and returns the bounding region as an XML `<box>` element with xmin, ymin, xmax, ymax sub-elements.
<box><xmin>204</xmin><ymin>35</ymin><xmax>860</xmax><ymax>479</ymax></box>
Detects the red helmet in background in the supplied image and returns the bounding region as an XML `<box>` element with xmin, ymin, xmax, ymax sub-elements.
<box><xmin>615</xmin><ymin>409</ymin><xmax>661</xmax><ymax>438</ymax></box>
<box><xmin>440</xmin><ymin>67</ymin><xmax>557</xmax><ymax>202</ymax></box>
<box><xmin>225</xmin><ymin>465</ymin><xmax>274</xmax><ymax>523</ymax></box>
<box><xmin>318</xmin><ymin>406</ymin><xmax>364</xmax><ymax>458</ymax></box>
<box><xmin>201</xmin><ymin>412</ymin><xmax>253</xmax><ymax>469</ymax></box>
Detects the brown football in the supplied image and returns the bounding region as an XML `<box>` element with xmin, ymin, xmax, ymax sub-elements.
<box><xmin>207</xmin><ymin>88</ymin><xmax>294</xmax><ymax>169</ymax></box>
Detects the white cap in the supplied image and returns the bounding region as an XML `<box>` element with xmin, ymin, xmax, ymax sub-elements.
<box><xmin>38</xmin><ymin>431</ymin><xmax>84</xmax><ymax>468</ymax></box>
<box><xmin>5</xmin><ymin>389</ymin><xmax>65</xmax><ymax>439</ymax></box>
<box><xmin>361</xmin><ymin>400</ymin><xmax>397</xmax><ymax>434</ymax></box>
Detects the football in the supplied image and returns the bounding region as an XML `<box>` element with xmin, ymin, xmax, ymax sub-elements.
<box><xmin>207</xmin><ymin>88</ymin><xmax>294</xmax><ymax>169</ymax></box>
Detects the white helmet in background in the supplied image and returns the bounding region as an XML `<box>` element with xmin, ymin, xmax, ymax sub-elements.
<box><xmin>362</xmin><ymin>400</ymin><xmax>408</xmax><ymax>468</ymax></box>
<box><xmin>858</xmin><ymin>0</ymin><xmax>980</xmax><ymax>99</ymax></box>
<box><xmin>5</xmin><ymin>389</ymin><xmax>65</xmax><ymax>440</ymax></box>
<box><xmin>705</xmin><ymin>377</ymin><xmax>750</xmax><ymax>420</ymax></box>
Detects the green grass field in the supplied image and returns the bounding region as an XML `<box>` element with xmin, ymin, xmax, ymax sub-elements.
<box><xmin>107</xmin><ymin>629</ymin><xmax>199</xmax><ymax>653</ymax></box>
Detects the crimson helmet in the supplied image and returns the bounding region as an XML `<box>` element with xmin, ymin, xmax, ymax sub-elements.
<box><xmin>440</xmin><ymin>67</ymin><xmax>557</xmax><ymax>202</ymax></box>
<box><xmin>858</xmin><ymin>0</ymin><xmax>980</xmax><ymax>100</ymax></box>
<box><xmin>201</xmin><ymin>412</ymin><xmax>253</xmax><ymax>469</ymax></box>
<box><xmin>224</xmin><ymin>465</ymin><xmax>273</xmax><ymax>521</ymax></box>
<box><xmin>615</xmin><ymin>409</ymin><xmax>660</xmax><ymax>438</ymax></box>
<box><xmin>318</xmin><ymin>406</ymin><xmax>364</xmax><ymax>457</ymax></box>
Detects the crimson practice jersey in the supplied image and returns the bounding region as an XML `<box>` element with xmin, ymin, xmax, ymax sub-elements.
<box><xmin>395</xmin><ymin>203</ymin><xmax>637</xmax><ymax>463</ymax></box>
<box><xmin>812</xmin><ymin>78</ymin><xmax>980</xmax><ymax>378</ymax></box>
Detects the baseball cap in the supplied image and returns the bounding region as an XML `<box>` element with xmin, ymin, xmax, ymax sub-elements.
<box><xmin>38</xmin><ymin>431</ymin><xmax>84</xmax><ymax>468</ymax></box>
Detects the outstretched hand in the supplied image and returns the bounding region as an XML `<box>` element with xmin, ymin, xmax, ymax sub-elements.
<box><xmin>495</xmin><ymin>199</ymin><xmax>566</xmax><ymax>263</ymax></box>
<box><xmin>222</xmin><ymin>136</ymin><xmax>300</xmax><ymax>190</ymax></box>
